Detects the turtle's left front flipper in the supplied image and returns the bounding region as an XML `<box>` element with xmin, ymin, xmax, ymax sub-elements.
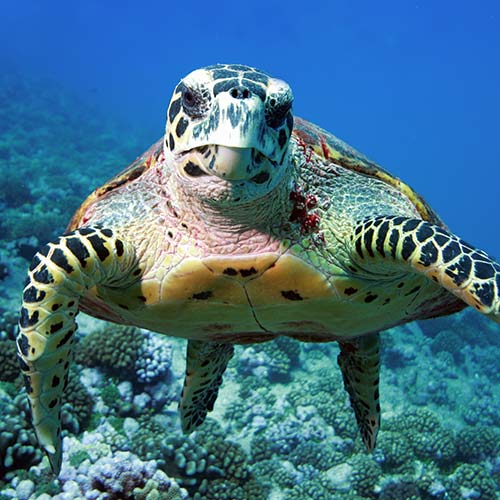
<box><xmin>17</xmin><ymin>227</ymin><xmax>137</xmax><ymax>474</ymax></box>
<box><xmin>351</xmin><ymin>216</ymin><xmax>500</xmax><ymax>323</ymax></box>
<box><xmin>338</xmin><ymin>334</ymin><xmax>381</xmax><ymax>451</ymax></box>
<box><xmin>179</xmin><ymin>340</ymin><xmax>234</xmax><ymax>433</ymax></box>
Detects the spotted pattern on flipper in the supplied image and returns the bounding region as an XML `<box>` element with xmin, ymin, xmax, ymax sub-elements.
<box><xmin>179</xmin><ymin>340</ymin><xmax>234</xmax><ymax>433</ymax></box>
<box><xmin>351</xmin><ymin>216</ymin><xmax>500</xmax><ymax>322</ymax></box>
<box><xmin>16</xmin><ymin>227</ymin><xmax>137</xmax><ymax>474</ymax></box>
<box><xmin>337</xmin><ymin>334</ymin><xmax>381</xmax><ymax>451</ymax></box>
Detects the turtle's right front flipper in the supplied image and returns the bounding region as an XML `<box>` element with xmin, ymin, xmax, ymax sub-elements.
<box><xmin>17</xmin><ymin>227</ymin><xmax>137</xmax><ymax>474</ymax></box>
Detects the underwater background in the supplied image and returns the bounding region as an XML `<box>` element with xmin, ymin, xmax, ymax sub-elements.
<box><xmin>0</xmin><ymin>1</ymin><xmax>499</xmax><ymax>499</ymax></box>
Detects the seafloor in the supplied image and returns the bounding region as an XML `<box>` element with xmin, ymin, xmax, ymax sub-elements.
<box><xmin>0</xmin><ymin>72</ymin><xmax>499</xmax><ymax>500</ymax></box>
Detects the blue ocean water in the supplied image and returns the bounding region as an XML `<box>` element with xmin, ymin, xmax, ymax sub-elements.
<box><xmin>2</xmin><ymin>0</ymin><xmax>500</xmax><ymax>254</ymax></box>
<box><xmin>1</xmin><ymin>1</ymin><xmax>500</xmax><ymax>499</ymax></box>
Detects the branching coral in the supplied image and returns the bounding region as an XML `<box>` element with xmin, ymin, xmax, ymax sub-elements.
<box><xmin>385</xmin><ymin>409</ymin><xmax>457</xmax><ymax>466</ymax></box>
<box><xmin>0</xmin><ymin>390</ymin><xmax>42</xmax><ymax>476</ymax></box>
<box><xmin>446</xmin><ymin>463</ymin><xmax>498</xmax><ymax>500</ymax></box>
<box><xmin>456</xmin><ymin>426</ymin><xmax>500</xmax><ymax>462</ymax></box>
<box><xmin>238</xmin><ymin>336</ymin><xmax>301</xmax><ymax>382</ymax></box>
<box><xmin>0</xmin><ymin>334</ymin><xmax>20</xmax><ymax>384</ymax></box>
<box><xmin>74</xmin><ymin>325</ymin><xmax>173</xmax><ymax>385</ymax></box>
<box><xmin>348</xmin><ymin>453</ymin><xmax>382</xmax><ymax>499</ymax></box>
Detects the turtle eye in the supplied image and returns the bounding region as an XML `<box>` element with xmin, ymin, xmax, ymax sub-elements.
<box><xmin>183</xmin><ymin>90</ymin><xmax>196</xmax><ymax>107</ymax></box>
<box><xmin>181</xmin><ymin>86</ymin><xmax>206</xmax><ymax>118</ymax></box>
<box><xmin>266</xmin><ymin>93</ymin><xmax>293</xmax><ymax>128</ymax></box>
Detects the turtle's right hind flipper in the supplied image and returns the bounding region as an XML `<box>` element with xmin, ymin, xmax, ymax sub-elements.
<box><xmin>179</xmin><ymin>340</ymin><xmax>234</xmax><ymax>433</ymax></box>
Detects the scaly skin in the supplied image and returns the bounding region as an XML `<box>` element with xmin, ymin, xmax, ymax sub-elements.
<box><xmin>180</xmin><ymin>340</ymin><xmax>235</xmax><ymax>432</ymax></box>
<box><xmin>351</xmin><ymin>216</ymin><xmax>500</xmax><ymax>320</ymax></box>
<box><xmin>17</xmin><ymin>64</ymin><xmax>500</xmax><ymax>474</ymax></box>
<box><xmin>338</xmin><ymin>334</ymin><xmax>381</xmax><ymax>451</ymax></box>
<box><xmin>18</xmin><ymin>227</ymin><xmax>137</xmax><ymax>472</ymax></box>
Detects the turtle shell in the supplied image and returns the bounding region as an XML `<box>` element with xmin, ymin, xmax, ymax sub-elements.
<box><xmin>67</xmin><ymin>138</ymin><xmax>164</xmax><ymax>232</ymax></box>
<box><xmin>292</xmin><ymin>117</ymin><xmax>443</xmax><ymax>226</ymax></box>
<box><xmin>68</xmin><ymin>117</ymin><xmax>443</xmax><ymax>232</ymax></box>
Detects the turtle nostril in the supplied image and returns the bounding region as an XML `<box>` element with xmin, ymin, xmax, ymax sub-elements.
<box><xmin>230</xmin><ymin>86</ymin><xmax>251</xmax><ymax>99</ymax></box>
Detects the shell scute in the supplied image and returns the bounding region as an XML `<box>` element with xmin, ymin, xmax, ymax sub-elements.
<box><xmin>67</xmin><ymin>138</ymin><xmax>164</xmax><ymax>231</ymax></box>
<box><xmin>293</xmin><ymin>117</ymin><xmax>442</xmax><ymax>225</ymax></box>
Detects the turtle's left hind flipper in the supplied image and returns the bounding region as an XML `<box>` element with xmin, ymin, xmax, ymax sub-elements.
<box><xmin>337</xmin><ymin>334</ymin><xmax>381</xmax><ymax>451</ymax></box>
<box><xmin>179</xmin><ymin>340</ymin><xmax>234</xmax><ymax>433</ymax></box>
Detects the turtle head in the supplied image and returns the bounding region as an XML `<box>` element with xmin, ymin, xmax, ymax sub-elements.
<box><xmin>164</xmin><ymin>64</ymin><xmax>293</xmax><ymax>203</ymax></box>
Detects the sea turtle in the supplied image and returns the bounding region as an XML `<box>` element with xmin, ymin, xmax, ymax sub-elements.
<box><xmin>17</xmin><ymin>64</ymin><xmax>500</xmax><ymax>474</ymax></box>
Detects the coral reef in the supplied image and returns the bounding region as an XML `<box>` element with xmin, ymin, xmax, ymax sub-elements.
<box><xmin>238</xmin><ymin>336</ymin><xmax>301</xmax><ymax>382</ymax></box>
<box><xmin>74</xmin><ymin>325</ymin><xmax>173</xmax><ymax>385</ymax></box>
<box><xmin>74</xmin><ymin>325</ymin><xmax>146</xmax><ymax>377</ymax></box>
<box><xmin>0</xmin><ymin>334</ymin><xmax>20</xmax><ymax>384</ymax></box>
<box><xmin>374</xmin><ymin>430</ymin><xmax>415</xmax><ymax>473</ymax></box>
<box><xmin>129</xmin><ymin>416</ymin><xmax>269</xmax><ymax>499</ymax></box>
<box><xmin>446</xmin><ymin>463</ymin><xmax>498</xmax><ymax>500</ymax></box>
<box><xmin>386</xmin><ymin>409</ymin><xmax>457</xmax><ymax>466</ymax></box>
<box><xmin>64</xmin><ymin>450</ymin><xmax>187</xmax><ymax>499</ymax></box>
<box><xmin>429</xmin><ymin>328</ymin><xmax>466</xmax><ymax>363</ymax></box>
<box><xmin>456</xmin><ymin>426</ymin><xmax>500</xmax><ymax>462</ymax></box>
<box><xmin>348</xmin><ymin>454</ymin><xmax>383</xmax><ymax>499</ymax></box>
<box><xmin>0</xmin><ymin>71</ymin><xmax>144</xmax><ymax>250</ymax></box>
<box><xmin>0</xmin><ymin>389</ymin><xmax>43</xmax><ymax>477</ymax></box>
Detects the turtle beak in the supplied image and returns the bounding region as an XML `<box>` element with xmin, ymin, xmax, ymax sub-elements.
<box><xmin>183</xmin><ymin>145</ymin><xmax>274</xmax><ymax>182</ymax></box>
<box><xmin>211</xmin><ymin>146</ymin><xmax>254</xmax><ymax>180</ymax></box>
